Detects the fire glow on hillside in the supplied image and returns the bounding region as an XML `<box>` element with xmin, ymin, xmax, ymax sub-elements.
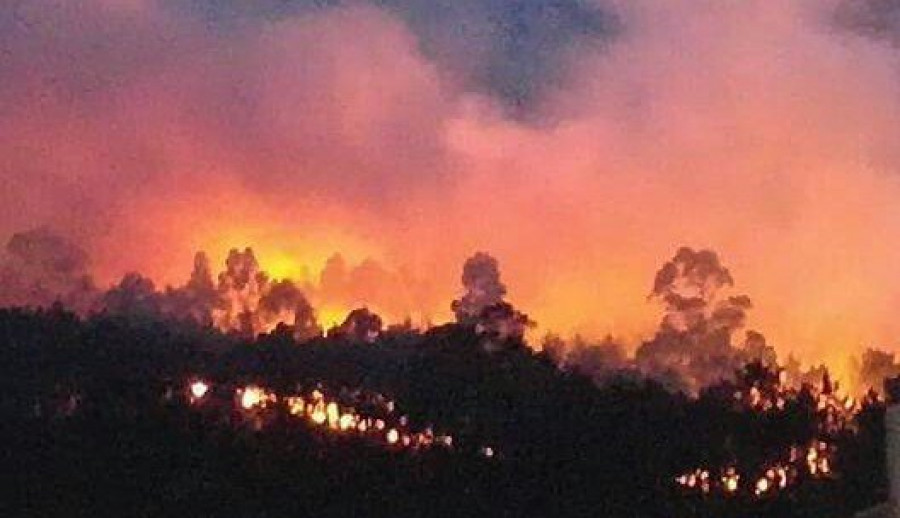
<box><xmin>7</xmin><ymin>1</ymin><xmax>900</xmax><ymax>516</ymax></box>
<box><xmin>674</xmin><ymin>371</ymin><xmax>863</xmax><ymax>499</ymax></box>
<box><xmin>188</xmin><ymin>380</ymin><xmax>469</xmax><ymax>454</ymax></box>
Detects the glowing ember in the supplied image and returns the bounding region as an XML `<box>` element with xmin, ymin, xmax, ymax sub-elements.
<box><xmin>339</xmin><ymin>413</ymin><xmax>355</xmax><ymax>431</ymax></box>
<box><xmin>287</xmin><ymin>396</ymin><xmax>305</xmax><ymax>416</ymax></box>
<box><xmin>189</xmin><ymin>380</ymin><xmax>209</xmax><ymax>401</ymax></box>
<box><xmin>674</xmin><ymin>372</ymin><xmax>860</xmax><ymax>498</ymax></box>
<box><xmin>238</xmin><ymin>385</ymin><xmax>276</xmax><ymax>410</ymax></box>
<box><xmin>223</xmin><ymin>383</ymin><xmax>480</xmax><ymax>455</ymax></box>
<box><xmin>755</xmin><ymin>477</ymin><xmax>769</xmax><ymax>496</ymax></box>
<box><xmin>386</xmin><ymin>428</ymin><xmax>399</xmax><ymax>445</ymax></box>
<box><xmin>721</xmin><ymin>468</ymin><xmax>739</xmax><ymax>493</ymax></box>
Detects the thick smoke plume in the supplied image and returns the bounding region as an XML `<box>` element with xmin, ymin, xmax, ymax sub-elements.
<box><xmin>4</xmin><ymin>0</ymin><xmax>900</xmax><ymax>372</ymax></box>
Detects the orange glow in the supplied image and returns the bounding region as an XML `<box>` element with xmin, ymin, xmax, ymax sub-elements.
<box><xmin>238</xmin><ymin>385</ymin><xmax>276</xmax><ymax>410</ymax></box>
<box><xmin>87</xmin><ymin>183</ymin><xmax>892</xmax><ymax>391</ymax></box>
<box><xmin>93</xmin><ymin>182</ymin><xmax>380</xmax><ymax>292</ymax></box>
<box><xmin>237</xmin><ymin>383</ymin><xmax>471</xmax><ymax>454</ymax></box>
<box><xmin>16</xmin><ymin>0</ymin><xmax>900</xmax><ymax>392</ymax></box>
<box><xmin>81</xmin><ymin>176</ymin><xmax>900</xmax><ymax>391</ymax></box>
<box><xmin>676</xmin><ymin>374</ymin><xmax>856</xmax><ymax>498</ymax></box>
<box><xmin>318</xmin><ymin>307</ymin><xmax>350</xmax><ymax>332</ymax></box>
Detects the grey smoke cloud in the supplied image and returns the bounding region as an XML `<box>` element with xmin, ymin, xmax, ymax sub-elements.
<box><xmin>5</xmin><ymin>0</ymin><xmax>900</xmax><ymax>373</ymax></box>
<box><xmin>175</xmin><ymin>0</ymin><xmax>615</xmax><ymax>110</ymax></box>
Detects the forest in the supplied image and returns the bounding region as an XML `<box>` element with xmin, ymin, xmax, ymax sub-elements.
<box><xmin>1</xmin><ymin>232</ymin><xmax>896</xmax><ymax>517</ymax></box>
<box><xmin>0</xmin><ymin>302</ymin><xmax>889</xmax><ymax>518</ymax></box>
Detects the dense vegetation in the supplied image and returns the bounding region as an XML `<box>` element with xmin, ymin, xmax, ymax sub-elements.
<box><xmin>0</xmin><ymin>305</ymin><xmax>888</xmax><ymax>517</ymax></box>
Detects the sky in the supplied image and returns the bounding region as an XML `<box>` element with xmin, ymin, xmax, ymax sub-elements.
<box><xmin>3</xmin><ymin>0</ymin><xmax>900</xmax><ymax>369</ymax></box>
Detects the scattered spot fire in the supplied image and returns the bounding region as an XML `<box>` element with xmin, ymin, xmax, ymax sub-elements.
<box><xmin>674</xmin><ymin>371</ymin><xmax>864</xmax><ymax>498</ymax></box>
<box><xmin>188</xmin><ymin>379</ymin><xmax>210</xmax><ymax>403</ymax></box>
<box><xmin>189</xmin><ymin>379</ymin><xmax>486</xmax><ymax>456</ymax></box>
<box><xmin>675</xmin><ymin>440</ymin><xmax>834</xmax><ymax>498</ymax></box>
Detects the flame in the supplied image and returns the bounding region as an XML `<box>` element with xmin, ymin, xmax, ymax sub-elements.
<box><xmin>189</xmin><ymin>379</ymin><xmax>210</xmax><ymax>401</ymax></box>
<box><xmin>676</xmin><ymin>374</ymin><xmax>863</xmax><ymax>498</ymax></box>
<box><xmin>721</xmin><ymin>468</ymin><xmax>739</xmax><ymax>494</ymax></box>
<box><xmin>238</xmin><ymin>385</ymin><xmax>277</xmax><ymax>410</ymax></box>
<box><xmin>754</xmin><ymin>476</ymin><xmax>769</xmax><ymax>496</ymax></box>
<box><xmin>386</xmin><ymin>428</ymin><xmax>399</xmax><ymax>445</ymax></box>
<box><xmin>233</xmin><ymin>383</ymin><xmax>465</xmax><ymax>454</ymax></box>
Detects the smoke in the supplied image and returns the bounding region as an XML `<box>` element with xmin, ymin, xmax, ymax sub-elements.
<box><xmin>315</xmin><ymin>254</ymin><xmax>420</xmax><ymax>323</ymax></box>
<box><xmin>3</xmin><ymin>226</ymin><xmax>891</xmax><ymax>393</ymax></box>
<box><xmin>853</xmin><ymin>348</ymin><xmax>900</xmax><ymax>394</ymax></box>
<box><xmin>0</xmin><ymin>228</ymin><xmax>97</xmax><ymax>312</ymax></box>
<box><xmin>4</xmin><ymin>0</ymin><xmax>900</xmax><ymax>370</ymax></box>
<box><xmin>543</xmin><ymin>333</ymin><xmax>628</xmax><ymax>383</ymax></box>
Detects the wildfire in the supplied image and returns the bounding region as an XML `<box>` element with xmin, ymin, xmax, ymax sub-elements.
<box><xmin>675</xmin><ymin>438</ymin><xmax>836</xmax><ymax>498</ymax></box>
<box><xmin>281</xmin><ymin>388</ymin><xmax>456</xmax><ymax>451</ymax></box>
<box><xmin>189</xmin><ymin>380</ymin><xmax>473</xmax><ymax>455</ymax></box>
<box><xmin>676</xmin><ymin>469</ymin><xmax>711</xmax><ymax>493</ymax></box>
<box><xmin>675</xmin><ymin>373</ymin><xmax>859</xmax><ymax>498</ymax></box>
<box><xmin>721</xmin><ymin>468</ymin><xmax>739</xmax><ymax>494</ymax></box>
<box><xmin>753</xmin><ymin>465</ymin><xmax>789</xmax><ymax>496</ymax></box>
<box><xmin>806</xmin><ymin>442</ymin><xmax>831</xmax><ymax>476</ymax></box>
<box><xmin>189</xmin><ymin>379</ymin><xmax>209</xmax><ymax>401</ymax></box>
<box><xmin>238</xmin><ymin>385</ymin><xmax>277</xmax><ymax>410</ymax></box>
<box><xmin>754</xmin><ymin>476</ymin><xmax>769</xmax><ymax>496</ymax></box>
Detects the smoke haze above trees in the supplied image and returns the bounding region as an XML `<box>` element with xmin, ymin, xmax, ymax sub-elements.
<box><xmin>5</xmin><ymin>0</ymin><xmax>900</xmax><ymax>371</ymax></box>
<box><xmin>3</xmin><ymin>227</ymin><xmax>895</xmax><ymax>395</ymax></box>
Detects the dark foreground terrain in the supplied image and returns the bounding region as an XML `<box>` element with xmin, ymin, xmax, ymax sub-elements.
<box><xmin>0</xmin><ymin>306</ymin><xmax>888</xmax><ymax>517</ymax></box>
